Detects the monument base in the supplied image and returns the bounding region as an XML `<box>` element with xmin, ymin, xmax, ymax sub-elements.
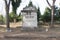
<box><xmin>21</xmin><ymin>27</ymin><xmax>37</xmax><ymax>31</ymax></box>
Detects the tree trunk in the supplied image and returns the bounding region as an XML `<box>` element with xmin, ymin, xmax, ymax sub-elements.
<box><xmin>6</xmin><ymin>7</ymin><xmax>10</xmax><ymax>31</ymax></box>
<box><xmin>51</xmin><ymin>6</ymin><xmax>54</xmax><ymax>27</ymax></box>
<box><xmin>51</xmin><ymin>0</ymin><xmax>55</xmax><ymax>28</ymax></box>
<box><xmin>13</xmin><ymin>9</ymin><xmax>17</xmax><ymax>23</ymax></box>
<box><xmin>14</xmin><ymin>18</ymin><xmax>16</xmax><ymax>23</ymax></box>
<box><xmin>4</xmin><ymin>0</ymin><xmax>10</xmax><ymax>32</ymax></box>
<box><xmin>46</xmin><ymin>0</ymin><xmax>56</xmax><ymax>28</ymax></box>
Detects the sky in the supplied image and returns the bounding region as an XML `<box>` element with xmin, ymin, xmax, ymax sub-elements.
<box><xmin>0</xmin><ymin>0</ymin><xmax>60</xmax><ymax>16</ymax></box>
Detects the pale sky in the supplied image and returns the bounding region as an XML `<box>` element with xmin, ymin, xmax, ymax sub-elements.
<box><xmin>0</xmin><ymin>0</ymin><xmax>60</xmax><ymax>16</ymax></box>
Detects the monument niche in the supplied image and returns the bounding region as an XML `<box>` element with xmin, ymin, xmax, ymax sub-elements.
<box><xmin>21</xmin><ymin>6</ymin><xmax>37</xmax><ymax>29</ymax></box>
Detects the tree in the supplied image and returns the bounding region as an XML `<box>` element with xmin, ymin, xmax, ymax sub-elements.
<box><xmin>0</xmin><ymin>15</ymin><xmax>4</xmax><ymax>24</ymax></box>
<box><xmin>9</xmin><ymin>12</ymin><xmax>22</xmax><ymax>22</ymax></box>
<box><xmin>42</xmin><ymin>6</ymin><xmax>59</xmax><ymax>23</ymax></box>
<box><xmin>28</xmin><ymin>1</ymin><xmax>33</xmax><ymax>6</ymax></box>
<box><xmin>10</xmin><ymin>0</ymin><xmax>21</xmax><ymax>23</ymax></box>
<box><xmin>42</xmin><ymin>7</ymin><xmax>51</xmax><ymax>22</ymax></box>
<box><xmin>58</xmin><ymin>8</ymin><xmax>60</xmax><ymax>21</ymax></box>
<box><xmin>0</xmin><ymin>15</ymin><xmax>3</xmax><ymax>21</ymax></box>
<box><xmin>46</xmin><ymin>0</ymin><xmax>56</xmax><ymax>27</ymax></box>
<box><xmin>42</xmin><ymin>6</ymin><xmax>59</xmax><ymax>21</ymax></box>
<box><xmin>37</xmin><ymin>7</ymin><xmax>41</xmax><ymax>24</ymax></box>
<box><xmin>16</xmin><ymin>13</ymin><xmax>22</xmax><ymax>22</ymax></box>
<box><xmin>4</xmin><ymin>0</ymin><xmax>11</xmax><ymax>31</ymax></box>
<box><xmin>9</xmin><ymin>12</ymin><xmax>16</xmax><ymax>22</ymax></box>
<box><xmin>54</xmin><ymin>6</ymin><xmax>59</xmax><ymax>21</ymax></box>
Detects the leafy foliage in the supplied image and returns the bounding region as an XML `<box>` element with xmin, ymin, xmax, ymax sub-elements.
<box><xmin>58</xmin><ymin>8</ymin><xmax>60</xmax><ymax>21</ymax></box>
<box><xmin>0</xmin><ymin>15</ymin><xmax>5</xmax><ymax>24</ymax></box>
<box><xmin>16</xmin><ymin>13</ymin><xmax>22</xmax><ymax>22</ymax></box>
<box><xmin>37</xmin><ymin>7</ymin><xmax>41</xmax><ymax>22</ymax></box>
<box><xmin>42</xmin><ymin>6</ymin><xmax>59</xmax><ymax>22</ymax></box>
<box><xmin>11</xmin><ymin>0</ymin><xmax>21</xmax><ymax>13</ymax></box>
<box><xmin>9</xmin><ymin>12</ymin><xmax>22</xmax><ymax>22</ymax></box>
<box><xmin>42</xmin><ymin>7</ymin><xmax>51</xmax><ymax>22</ymax></box>
<box><xmin>54</xmin><ymin>6</ymin><xmax>59</xmax><ymax>21</ymax></box>
<box><xmin>28</xmin><ymin>1</ymin><xmax>33</xmax><ymax>6</ymax></box>
<box><xmin>10</xmin><ymin>0</ymin><xmax>21</xmax><ymax>22</ymax></box>
<box><xmin>9</xmin><ymin>12</ymin><xmax>15</xmax><ymax>22</ymax></box>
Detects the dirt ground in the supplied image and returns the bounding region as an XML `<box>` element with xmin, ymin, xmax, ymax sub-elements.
<box><xmin>0</xmin><ymin>29</ymin><xmax>60</xmax><ymax>40</ymax></box>
<box><xmin>0</xmin><ymin>22</ymin><xmax>60</xmax><ymax>40</ymax></box>
<box><xmin>0</xmin><ymin>22</ymin><xmax>22</xmax><ymax>28</ymax></box>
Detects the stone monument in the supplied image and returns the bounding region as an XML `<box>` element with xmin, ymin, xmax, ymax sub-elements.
<box><xmin>21</xmin><ymin>6</ymin><xmax>37</xmax><ymax>28</ymax></box>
